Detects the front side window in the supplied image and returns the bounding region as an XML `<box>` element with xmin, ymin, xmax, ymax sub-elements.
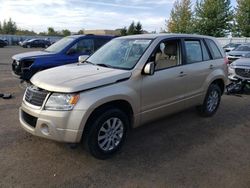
<box><xmin>150</xmin><ymin>40</ymin><xmax>180</xmax><ymax>70</ymax></box>
<box><xmin>87</xmin><ymin>39</ymin><xmax>152</xmax><ymax>70</ymax></box>
<box><xmin>70</xmin><ymin>39</ymin><xmax>94</xmax><ymax>54</ymax></box>
<box><xmin>185</xmin><ymin>40</ymin><xmax>203</xmax><ymax>64</ymax></box>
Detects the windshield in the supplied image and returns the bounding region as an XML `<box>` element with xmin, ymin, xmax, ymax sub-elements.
<box><xmin>45</xmin><ymin>37</ymin><xmax>74</xmax><ymax>53</ymax></box>
<box><xmin>234</xmin><ymin>45</ymin><xmax>250</xmax><ymax>51</ymax></box>
<box><xmin>87</xmin><ymin>38</ymin><xmax>152</xmax><ymax>70</ymax></box>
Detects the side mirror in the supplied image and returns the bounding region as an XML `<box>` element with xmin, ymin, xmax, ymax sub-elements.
<box><xmin>143</xmin><ymin>62</ymin><xmax>155</xmax><ymax>75</ymax></box>
<box><xmin>78</xmin><ymin>55</ymin><xmax>89</xmax><ymax>63</ymax></box>
<box><xmin>67</xmin><ymin>48</ymin><xmax>77</xmax><ymax>55</ymax></box>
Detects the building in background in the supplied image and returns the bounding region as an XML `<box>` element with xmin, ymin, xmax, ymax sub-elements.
<box><xmin>84</xmin><ymin>29</ymin><xmax>121</xmax><ymax>36</ymax></box>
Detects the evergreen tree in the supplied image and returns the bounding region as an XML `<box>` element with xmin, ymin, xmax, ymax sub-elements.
<box><xmin>120</xmin><ymin>27</ymin><xmax>127</xmax><ymax>36</ymax></box>
<box><xmin>135</xmin><ymin>22</ymin><xmax>143</xmax><ymax>34</ymax></box>
<box><xmin>127</xmin><ymin>21</ymin><xmax>135</xmax><ymax>35</ymax></box>
<box><xmin>194</xmin><ymin>0</ymin><xmax>233</xmax><ymax>37</ymax></box>
<box><xmin>167</xmin><ymin>0</ymin><xmax>193</xmax><ymax>33</ymax></box>
<box><xmin>235</xmin><ymin>0</ymin><xmax>250</xmax><ymax>37</ymax></box>
<box><xmin>1</xmin><ymin>18</ymin><xmax>17</xmax><ymax>34</ymax></box>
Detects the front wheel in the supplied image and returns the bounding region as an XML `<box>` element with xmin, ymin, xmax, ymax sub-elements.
<box><xmin>197</xmin><ymin>84</ymin><xmax>222</xmax><ymax>117</ymax></box>
<box><xmin>85</xmin><ymin>108</ymin><xmax>129</xmax><ymax>159</ymax></box>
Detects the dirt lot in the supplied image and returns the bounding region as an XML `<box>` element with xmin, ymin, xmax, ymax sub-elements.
<box><xmin>0</xmin><ymin>46</ymin><xmax>250</xmax><ymax>188</ymax></box>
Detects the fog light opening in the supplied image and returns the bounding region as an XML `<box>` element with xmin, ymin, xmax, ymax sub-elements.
<box><xmin>41</xmin><ymin>124</ymin><xmax>50</xmax><ymax>135</ymax></box>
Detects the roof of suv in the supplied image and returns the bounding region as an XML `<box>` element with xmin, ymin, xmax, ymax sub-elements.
<box><xmin>119</xmin><ymin>33</ymin><xmax>215</xmax><ymax>40</ymax></box>
<box><xmin>69</xmin><ymin>34</ymin><xmax>116</xmax><ymax>39</ymax></box>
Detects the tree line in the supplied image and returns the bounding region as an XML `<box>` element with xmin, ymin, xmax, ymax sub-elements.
<box><xmin>0</xmin><ymin>18</ymin><xmax>72</xmax><ymax>36</ymax></box>
<box><xmin>167</xmin><ymin>0</ymin><xmax>250</xmax><ymax>37</ymax></box>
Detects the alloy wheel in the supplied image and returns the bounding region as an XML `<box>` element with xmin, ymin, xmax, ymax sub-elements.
<box><xmin>97</xmin><ymin>117</ymin><xmax>124</xmax><ymax>151</ymax></box>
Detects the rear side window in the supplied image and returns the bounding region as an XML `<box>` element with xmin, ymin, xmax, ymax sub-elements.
<box><xmin>205</xmin><ymin>39</ymin><xmax>222</xmax><ymax>59</ymax></box>
<box><xmin>71</xmin><ymin>39</ymin><xmax>94</xmax><ymax>54</ymax></box>
<box><xmin>184</xmin><ymin>40</ymin><xmax>203</xmax><ymax>64</ymax></box>
<box><xmin>94</xmin><ymin>38</ymin><xmax>111</xmax><ymax>50</ymax></box>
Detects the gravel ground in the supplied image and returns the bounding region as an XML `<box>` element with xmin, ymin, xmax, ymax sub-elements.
<box><xmin>0</xmin><ymin>46</ymin><xmax>250</xmax><ymax>188</ymax></box>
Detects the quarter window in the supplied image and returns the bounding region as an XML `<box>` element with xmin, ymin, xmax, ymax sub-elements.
<box><xmin>184</xmin><ymin>40</ymin><xmax>203</xmax><ymax>64</ymax></box>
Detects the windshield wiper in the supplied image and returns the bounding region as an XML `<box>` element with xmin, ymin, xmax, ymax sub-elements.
<box><xmin>82</xmin><ymin>60</ymin><xmax>95</xmax><ymax>65</ymax></box>
<box><xmin>96</xmin><ymin>63</ymin><xmax>113</xmax><ymax>68</ymax></box>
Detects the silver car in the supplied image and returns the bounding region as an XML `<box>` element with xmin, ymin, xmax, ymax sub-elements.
<box><xmin>227</xmin><ymin>44</ymin><xmax>250</xmax><ymax>63</ymax></box>
<box><xmin>19</xmin><ymin>34</ymin><xmax>228</xmax><ymax>159</ymax></box>
<box><xmin>228</xmin><ymin>53</ymin><xmax>250</xmax><ymax>82</ymax></box>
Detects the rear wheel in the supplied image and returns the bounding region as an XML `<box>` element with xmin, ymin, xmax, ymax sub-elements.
<box><xmin>197</xmin><ymin>84</ymin><xmax>221</xmax><ymax>117</ymax></box>
<box><xmin>85</xmin><ymin>108</ymin><xmax>129</xmax><ymax>159</ymax></box>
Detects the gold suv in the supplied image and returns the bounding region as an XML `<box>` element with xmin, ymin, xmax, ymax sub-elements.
<box><xmin>19</xmin><ymin>34</ymin><xmax>228</xmax><ymax>159</ymax></box>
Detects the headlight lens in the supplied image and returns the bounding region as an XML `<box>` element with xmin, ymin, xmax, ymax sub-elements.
<box><xmin>45</xmin><ymin>93</ymin><xmax>80</xmax><ymax>111</ymax></box>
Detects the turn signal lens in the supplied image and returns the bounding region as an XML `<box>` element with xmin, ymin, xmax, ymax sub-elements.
<box><xmin>69</xmin><ymin>94</ymin><xmax>80</xmax><ymax>105</ymax></box>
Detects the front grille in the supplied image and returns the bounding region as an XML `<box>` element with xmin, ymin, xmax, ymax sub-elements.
<box><xmin>25</xmin><ymin>86</ymin><xmax>48</xmax><ymax>107</ymax></box>
<box><xmin>12</xmin><ymin>59</ymin><xmax>34</xmax><ymax>76</ymax></box>
<box><xmin>22</xmin><ymin>110</ymin><xmax>37</xmax><ymax>128</ymax></box>
<box><xmin>235</xmin><ymin>68</ymin><xmax>250</xmax><ymax>78</ymax></box>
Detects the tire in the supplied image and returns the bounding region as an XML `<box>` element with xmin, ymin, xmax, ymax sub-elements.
<box><xmin>85</xmin><ymin>108</ymin><xmax>129</xmax><ymax>159</ymax></box>
<box><xmin>197</xmin><ymin>84</ymin><xmax>222</xmax><ymax>117</ymax></box>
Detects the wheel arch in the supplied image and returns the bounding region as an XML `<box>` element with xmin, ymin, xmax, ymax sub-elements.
<box><xmin>81</xmin><ymin>99</ymin><xmax>134</xmax><ymax>141</ymax></box>
<box><xmin>210</xmin><ymin>78</ymin><xmax>225</xmax><ymax>94</ymax></box>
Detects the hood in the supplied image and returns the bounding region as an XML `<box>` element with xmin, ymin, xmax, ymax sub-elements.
<box><xmin>31</xmin><ymin>63</ymin><xmax>132</xmax><ymax>93</ymax></box>
<box><xmin>12</xmin><ymin>51</ymin><xmax>55</xmax><ymax>61</ymax></box>
<box><xmin>228</xmin><ymin>51</ymin><xmax>250</xmax><ymax>56</ymax></box>
<box><xmin>231</xmin><ymin>58</ymin><xmax>250</xmax><ymax>67</ymax></box>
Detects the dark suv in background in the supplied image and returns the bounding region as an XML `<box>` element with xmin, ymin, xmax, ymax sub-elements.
<box><xmin>21</xmin><ymin>39</ymin><xmax>51</xmax><ymax>48</ymax></box>
<box><xmin>12</xmin><ymin>34</ymin><xmax>115</xmax><ymax>81</ymax></box>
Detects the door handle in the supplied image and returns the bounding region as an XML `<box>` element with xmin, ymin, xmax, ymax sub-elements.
<box><xmin>178</xmin><ymin>71</ymin><xmax>187</xmax><ymax>77</ymax></box>
<box><xmin>209</xmin><ymin>64</ymin><xmax>214</xmax><ymax>69</ymax></box>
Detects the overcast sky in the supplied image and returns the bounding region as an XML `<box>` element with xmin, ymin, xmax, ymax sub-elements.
<box><xmin>0</xmin><ymin>0</ymin><xmax>237</xmax><ymax>33</ymax></box>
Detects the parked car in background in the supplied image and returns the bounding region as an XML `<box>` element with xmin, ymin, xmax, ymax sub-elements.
<box><xmin>227</xmin><ymin>44</ymin><xmax>250</xmax><ymax>63</ymax></box>
<box><xmin>0</xmin><ymin>39</ymin><xmax>8</xmax><ymax>47</ymax></box>
<box><xmin>20</xmin><ymin>39</ymin><xmax>51</xmax><ymax>48</ymax></box>
<box><xmin>12</xmin><ymin>35</ymin><xmax>115</xmax><ymax>81</ymax></box>
<box><xmin>223</xmin><ymin>43</ymin><xmax>242</xmax><ymax>53</ymax></box>
<box><xmin>19</xmin><ymin>34</ymin><xmax>227</xmax><ymax>159</ymax></box>
<box><xmin>19</xmin><ymin>39</ymin><xmax>30</xmax><ymax>46</ymax></box>
<box><xmin>228</xmin><ymin>52</ymin><xmax>250</xmax><ymax>82</ymax></box>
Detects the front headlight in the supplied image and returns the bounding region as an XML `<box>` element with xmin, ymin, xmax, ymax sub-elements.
<box><xmin>45</xmin><ymin>93</ymin><xmax>80</xmax><ymax>111</ymax></box>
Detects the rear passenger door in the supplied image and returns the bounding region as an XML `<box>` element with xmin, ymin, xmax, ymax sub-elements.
<box><xmin>182</xmin><ymin>38</ymin><xmax>214</xmax><ymax>105</ymax></box>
